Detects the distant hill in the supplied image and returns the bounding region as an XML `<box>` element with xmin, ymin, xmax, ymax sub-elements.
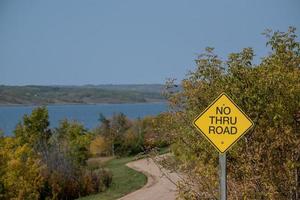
<box><xmin>85</xmin><ymin>84</ymin><xmax>165</xmax><ymax>93</ymax></box>
<box><xmin>0</xmin><ymin>84</ymin><xmax>166</xmax><ymax>105</ymax></box>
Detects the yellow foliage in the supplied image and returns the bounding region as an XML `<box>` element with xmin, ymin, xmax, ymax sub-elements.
<box><xmin>90</xmin><ymin>136</ymin><xmax>110</xmax><ymax>156</ymax></box>
<box><xmin>0</xmin><ymin>138</ymin><xmax>44</xmax><ymax>200</ymax></box>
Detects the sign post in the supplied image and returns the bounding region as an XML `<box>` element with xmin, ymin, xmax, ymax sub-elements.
<box><xmin>193</xmin><ymin>93</ymin><xmax>254</xmax><ymax>199</ymax></box>
<box><xmin>219</xmin><ymin>153</ymin><xmax>227</xmax><ymax>200</ymax></box>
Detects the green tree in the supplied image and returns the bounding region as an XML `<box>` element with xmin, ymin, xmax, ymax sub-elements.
<box><xmin>111</xmin><ymin>113</ymin><xmax>131</xmax><ymax>155</ymax></box>
<box><xmin>123</xmin><ymin>118</ymin><xmax>145</xmax><ymax>155</ymax></box>
<box><xmin>96</xmin><ymin>113</ymin><xmax>131</xmax><ymax>156</ymax></box>
<box><xmin>14</xmin><ymin>107</ymin><xmax>51</xmax><ymax>155</ymax></box>
<box><xmin>54</xmin><ymin>120</ymin><xmax>91</xmax><ymax>166</ymax></box>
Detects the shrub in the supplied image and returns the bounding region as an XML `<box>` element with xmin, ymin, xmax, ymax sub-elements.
<box><xmin>90</xmin><ymin>136</ymin><xmax>111</xmax><ymax>156</ymax></box>
<box><xmin>80</xmin><ymin>168</ymin><xmax>113</xmax><ymax>195</ymax></box>
<box><xmin>41</xmin><ymin>167</ymin><xmax>112</xmax><ymax>199</ymax></box>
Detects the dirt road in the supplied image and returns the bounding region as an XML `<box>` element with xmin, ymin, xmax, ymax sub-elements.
<box><xmin>119</xmin><ymin>156</ymin><xmax>180</xmax><ymax>200</ymax></box>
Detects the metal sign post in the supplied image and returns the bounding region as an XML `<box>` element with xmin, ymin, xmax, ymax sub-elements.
<box><xmin>219</xmin><ymin>153</ymin><xmax>227</xmax><ymax>200</ymax></box>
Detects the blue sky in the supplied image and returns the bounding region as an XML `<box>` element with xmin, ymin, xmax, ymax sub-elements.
<box><xmin>0</xmin><ymin>0</ymin><xmax>299</xmax><ymax>85</ymax></box>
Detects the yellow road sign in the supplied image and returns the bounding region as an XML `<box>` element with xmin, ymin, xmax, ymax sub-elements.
<box><xmin>193</xmin><ymin>93</ymin><xmax>254</xmax><ymax>153</ymax></box>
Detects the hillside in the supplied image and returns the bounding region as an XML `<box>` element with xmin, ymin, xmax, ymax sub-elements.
<box><xmin>0</xmin><ymin>84</ymin><xmax>165</xmax><ymax>105</ymax></box>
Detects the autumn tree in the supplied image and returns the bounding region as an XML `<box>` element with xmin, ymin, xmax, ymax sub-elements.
<box><xmin>164</xmin><ymin>27</ymin><xmax>300</xmax><ymax>199</ymax></box>
<box><xmin>0</xmin><ymin>136</ymin><xmax>44</xmax><ymax>199</ymax></box>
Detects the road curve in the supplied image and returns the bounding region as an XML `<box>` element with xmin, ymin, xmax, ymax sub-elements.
<box><xmin>118</xmin><ymin>156</ymin><xmax>180</xmax><ymax>200</ymax></box>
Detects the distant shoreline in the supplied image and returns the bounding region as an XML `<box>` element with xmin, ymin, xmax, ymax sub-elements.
<box><xmin>0</xmin><ymin>84</ymin><xmax>168</xmax><ymax>107</ymax></box>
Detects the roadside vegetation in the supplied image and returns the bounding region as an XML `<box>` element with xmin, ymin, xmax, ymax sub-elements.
<box><xmin>0</xmin><ymin>108</ymin><xmax>113</xmax><ymax>199</ymax></box>
<box><xmin>161</xmin><ymin>27</ymin><xmax>300</xmax><ymax>199</ymax></box>
<box><xmin>0</xmin><ymin>106</ymin><xmax>170</xmax><ymax>199</ymax></box>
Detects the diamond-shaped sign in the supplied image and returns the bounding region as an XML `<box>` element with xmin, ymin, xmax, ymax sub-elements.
<box><xmin>193</xmin><ymin>93</ymin><xmax>254</xmax><ymax>153</ymax></box>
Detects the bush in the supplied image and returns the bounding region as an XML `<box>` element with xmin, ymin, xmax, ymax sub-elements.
<box><xmin>41</xmin><ymin>167</ymin><xmax>112</xmax><ymax>199</ymax></box>
<box><xmin>80</xmin><ymin>168</ymin><xmax>113</xmax><ymax>194</ymax></box>
<box><xmin>90</xmin><ymin>136</ymin><xmax>111</xmax><ymax>156</ymax></box>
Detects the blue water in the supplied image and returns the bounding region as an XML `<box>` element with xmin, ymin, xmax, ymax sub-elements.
<box><xmin>0</xmin><ymin>103</ymin><xmax>168</xmax><ymax>136</ymax></box>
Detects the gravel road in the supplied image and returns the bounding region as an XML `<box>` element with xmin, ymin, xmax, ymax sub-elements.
<box><xmin>118</xmin><ymin>156</ymin><xmax>180</xmax><ymax>200</ymax></box>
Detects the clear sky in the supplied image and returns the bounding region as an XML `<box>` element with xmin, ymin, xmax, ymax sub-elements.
<box><xmin>0</xmin><ymin>0</ymin><xmax>299</xmax><ymax>85</ymax></box>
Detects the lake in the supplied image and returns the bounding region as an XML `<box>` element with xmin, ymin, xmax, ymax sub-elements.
<box><xmin>0</xmin><ymin>103</ymin><xmax>168</xmax><ymax>136</ymax></box>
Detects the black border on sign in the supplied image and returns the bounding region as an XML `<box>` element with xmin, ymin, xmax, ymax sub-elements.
<box><xmin>192</xmin><ymin>92</ymin><xmax>254</xmax><ymax>154</ymax></box>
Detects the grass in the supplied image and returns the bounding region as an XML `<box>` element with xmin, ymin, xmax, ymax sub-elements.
<box><xmin>78</xmin><ymin>156</ymin><xmax>147</xmax><ymax>200</ymax></box>
<box><xmin>78</xmin><ymin>146</ymin><xmax>170</xmax><ymax>200</ymax></box>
